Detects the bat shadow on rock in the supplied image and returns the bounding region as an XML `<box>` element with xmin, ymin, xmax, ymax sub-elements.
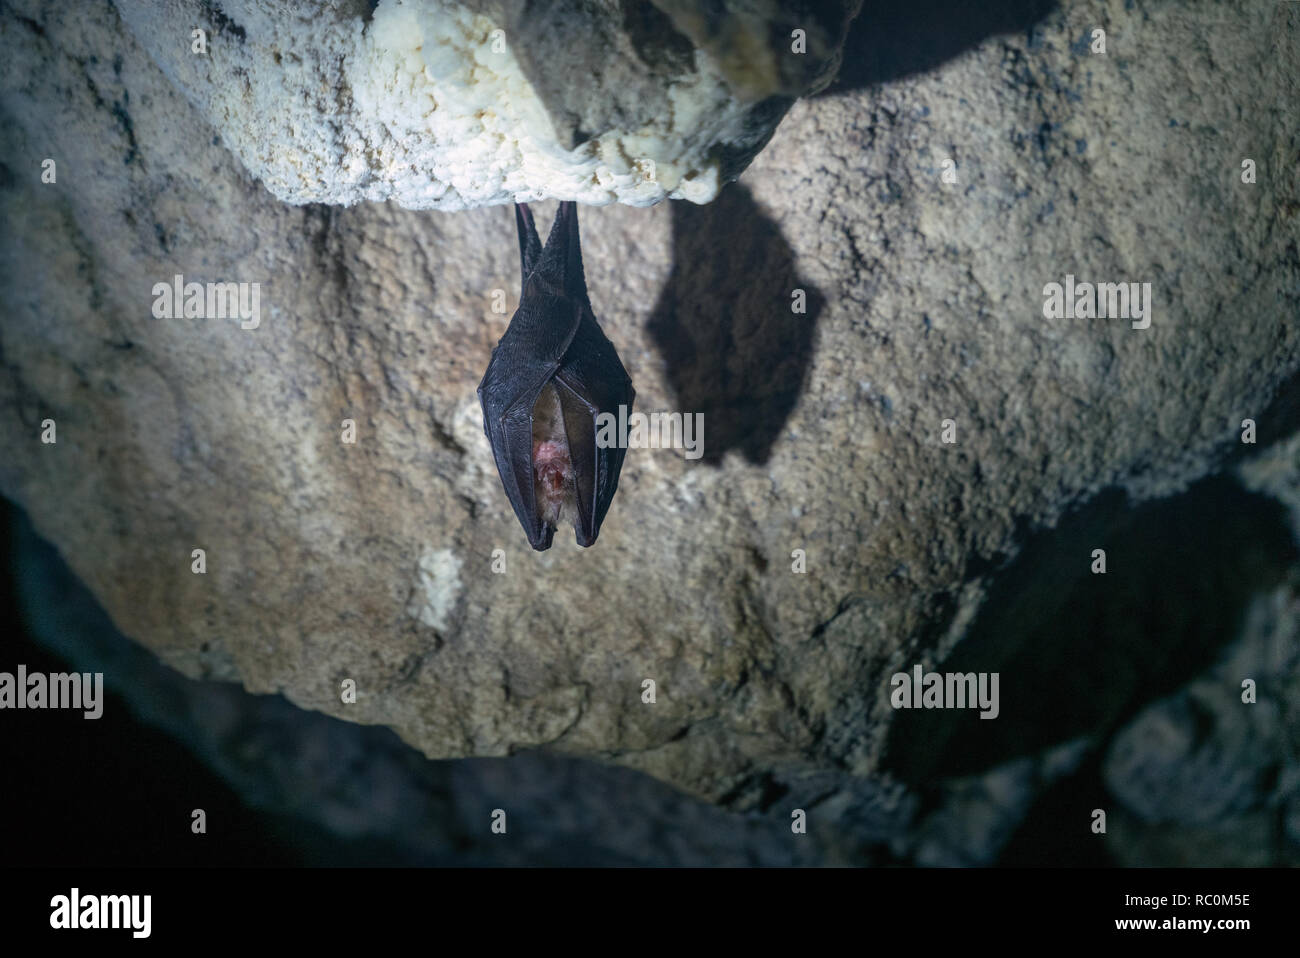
<box><xmin>646</xmin><ymin>183</ymin><xmax>825</xmax><ymax>467</ymax></box>
<box><xmin>818</xmin><ymin>0</ymin><xmax>1060</xmax><ymax>94</ymax></box>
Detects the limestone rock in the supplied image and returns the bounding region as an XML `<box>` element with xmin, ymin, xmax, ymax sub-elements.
<box><xmin>106</xmin><ymin>0</ymin><xmax>860</xmax><ymax>209</ymax></box>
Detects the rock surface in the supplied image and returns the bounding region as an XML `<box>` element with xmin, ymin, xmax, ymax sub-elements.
<box><xmin>107</xmin><ymin>0</ymin><xmax>860</xmax><ymax>209</ymax></box>
<box><xmin>0</xmin><ymin>0</ymin><xmax>1298</xmax><ymax>825</ymax></box>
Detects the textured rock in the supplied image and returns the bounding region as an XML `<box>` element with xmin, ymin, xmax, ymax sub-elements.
<box><xmin>106</xmin><ymin>0</ymin><xmax>859</xmax><ymax>209</ymax></box>
<box><xmin>0</xmin><ymin>0</ymin><xmax>1298</xmax><ymax>822</ymax></box>
<box><xmin>8</xmin><ymin>506</ymin><xmax>847</xmax><ymax>865</ymax></box>
<box><xmin>1103</xmin><ymin>573</ymin><xmax>1300</xmax><ymax>866</ymax></box>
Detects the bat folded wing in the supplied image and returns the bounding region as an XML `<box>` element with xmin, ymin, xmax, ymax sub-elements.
<box><xmin>554</xmin><ymin>310</ymin><xmax>635</xmax><ymax>547</ymax></box>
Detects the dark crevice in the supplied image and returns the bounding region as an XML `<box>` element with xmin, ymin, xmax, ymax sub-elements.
<box><xmin>883</xmin><ymin>476</ymin><xmax>1297</xmax><ymax>787</ymax></box>
<box><xmin>998</xmin><ymin>751</ymin><xmax>1116</xmax><ymax>866</ymax></box>
<box><xmin>203</xmin><ymin>1</ymin><xmax>247</xmax><ymax>41</ymax></box>
<box><xmin>820</xmin><ymin>0</ymin><xmax>1060</xmax><ymax>94</ymax></box>
<box><xmin>618</xmin><ymin>0</ymin><xmax>695</xmax><ymax>73</ymax></box>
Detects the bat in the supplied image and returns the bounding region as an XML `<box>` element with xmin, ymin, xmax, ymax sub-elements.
<box><xmin>478</xmin><ymin>201</ymin><xmax>635</xmax><ymax>551</ymax></box>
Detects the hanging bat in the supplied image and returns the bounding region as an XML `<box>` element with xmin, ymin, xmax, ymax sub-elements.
<box><xmin>478</xmin><ymin>201</ymin><xmax>635</xmax><ymax>551</ymax></box>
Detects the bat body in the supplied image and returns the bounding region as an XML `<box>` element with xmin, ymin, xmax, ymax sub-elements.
<box><xmin>478</xmin><ymin>202</ymin><xmax>635</xmax><ymax>550</ymax></box>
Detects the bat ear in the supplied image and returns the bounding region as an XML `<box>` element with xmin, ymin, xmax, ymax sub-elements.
<box><xmin>515</xmin><ymin>202</ymin><xmax>542</xmax><ymax>286</ymax></box>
